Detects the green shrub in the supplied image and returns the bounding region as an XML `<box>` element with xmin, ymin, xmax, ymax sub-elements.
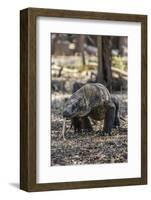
<box><xmin>112</xmin><ymin>56</ymin><xmax>127</xmax><ymax>71</ymax></box>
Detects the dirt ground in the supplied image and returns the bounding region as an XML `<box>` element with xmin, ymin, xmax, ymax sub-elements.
<box><xmin>51</xmin><ymin>93</ymin><xmax>128</xmax><ymax>166</ymax></box>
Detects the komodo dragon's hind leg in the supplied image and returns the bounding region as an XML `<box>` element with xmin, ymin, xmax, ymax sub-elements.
<box><xmin>96</xmin><ymin>101</ymin><xmax>116</xmax><ymax>136</ymax></box>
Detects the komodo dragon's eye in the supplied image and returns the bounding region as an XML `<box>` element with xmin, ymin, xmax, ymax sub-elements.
<box><xmin>72</xmin><ymin>101</ymin><xmax>79</xmax><ymax>111</ymax></box>
<box><xmin>72</xmin><ymin>105</ymin><xmax>75</xmax><ymax>111</ymax></box>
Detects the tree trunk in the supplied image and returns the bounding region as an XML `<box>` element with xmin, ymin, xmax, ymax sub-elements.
<box><xmin>97</xmin><ymin>36</ymin><xmax>103</xmax><ymax>83</ymax></box>
<box><xmin>102</xmin><ymin>36</ymin><xmax>112</xmax><ymax>92</ymax></box>
<box><xmin>80</xmin><ymin>35</ymin><xmax>86</xmax><ymax>66</ymax></box>
<box><xmin>118</xmin><ymin>36</ymin><xmax>128</xmax><ymax>57</ymax></box>
<box><xmin>51</xmin><ymin>33</ymin><xmax>59</xmax><ymax>55</ymax></box>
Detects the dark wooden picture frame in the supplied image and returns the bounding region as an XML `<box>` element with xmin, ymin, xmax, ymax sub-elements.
<box><xmin>20</xmin><ymin>7</ymin><xmax>147</xmax><ymax>192</ymax></box>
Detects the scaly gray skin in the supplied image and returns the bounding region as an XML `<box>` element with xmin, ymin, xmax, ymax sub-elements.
<box><xmin>63</xmin><ymin>83</ymin><xmax>120</xmax><ymax>136</ymax></box>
